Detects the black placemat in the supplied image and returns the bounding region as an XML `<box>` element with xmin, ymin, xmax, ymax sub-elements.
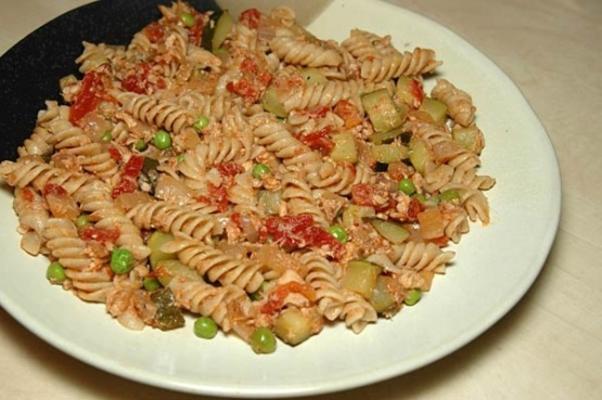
<box><xmin>0</xmin><ymin>0</ymin><xmax>220</xmax><ymax>160</ymax></box>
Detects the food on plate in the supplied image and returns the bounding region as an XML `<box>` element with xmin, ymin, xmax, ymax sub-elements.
<box><xmin>0</xmin><ymin>1</ymin><xmax>495</xmax><ymax>353</ymax></box>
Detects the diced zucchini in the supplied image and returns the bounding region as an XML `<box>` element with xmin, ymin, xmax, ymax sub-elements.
<box><xmin>154</xmin><ymin>259</ymin><xmax>200</xmax><ymax>286</ymax></box>
<box><xmin>417</xmin><ymin>208</ymin><xmax>445</xmax><ymax>240</ymax></box>
<box><xmin>148</xmin><ymin>231</ymin><xmax>176</xmax><ymax>268</ymax></box>
<box><xmin>409</xmin><ymin>139</ymin><xmax>431</xmax><ymax>174</ymax></box>
<box><xmin>211</xmin><ymin>10</ymin><xmax>233</xmax><ymax>51</ymax></box>
<box><xmin>257</xmin><ymin>190</ymin><xmax>281</xmax><ymax>215</ymax></box>
<box><xmin>213</xmin><ymin>47</ymin><xmax>229</xmax><ymax>62</ymax></box>
<box><xmin>330</xmin><ymin>132</ymin><xmax>357</xmax><ymax>163</ymax></box>
<box><xmin>361</xmin><ymin>89</ymin><xmax>404</xmax><ymax>133</ymax></box>
<box><xmin>300</xmin><ymin>68</ymin><xmax>327</xmax><ymax>86</ymax></box>
<box><xmin>261</xmin><ymin>86</ymin><xmax>287</xmax><ymax>118</ymax></box>
<box><xmin>142</xmin><ymin>157</ymin><xmax>159</xmax><ymax>175</ymax></box>
<box><xmin>419</xmin><ymin>97</ymin><xmax>447</xmax><ymax>125</ymax></box>
<box><xmin>370</xmin><ymin>219</ymin><xmax>410</xmax><ymax>244</ymax></box>
<box><xmin>273</xmin><ymin>308</ymin><xmax>314</xmax><ymax>346</ymax></box>
<box><xmin>341</xmin><ymin>260</ymin><xmax>382</xmax><ymax>299</ymax></box>
<box><xmin>342</xmin><ymin>205</ymin><xmax>375</xmax><ymax>228</ymax></box>
<box><xmin>395</xmin><ymin>77</ymin><xmax>423</xmax><ymax>106</ymax></box>
<box><xmin>370</xmin><ymin>143</ymin><xmax>408</xmax><ymax>164</ymax></box>
<box><xmin>452</xmin><ymin>125</ymin><xmax>483</xmax><ymax>153</ymax></box>
<box><xmin>369</xmin><ymin>127</ymin><xmax>404</xmax><ymax>145</ymax></box>
<box><xmin>370</xmin><ymin>275</ymin><xmax>397</xmax><ymax>313</ymax></box>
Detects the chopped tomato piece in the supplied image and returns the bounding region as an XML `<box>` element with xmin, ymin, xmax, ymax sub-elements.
<box><xmin>410</xmin><ymin>79</ymin><xmax>425</xmax><ymax>106</ymax></box>
<box><xmin>144</xmin><ymin>22</ymin><xmax>165</xmax><ymax>43</ymax></box>
<box><xmin>21</xmin><ymin>188</ymin><xmax>34</xmax><ymax>202</ymax></box>
<box><xmin>230</xmin><ymin>212</ymin><xmax>242</xmax><ymax>228</ymax></box>
<box><xmin>260</xmin><ymin>281</ymin><xmax>316</xmax><ymax>315</ymax></box>
<box><xmin>297</xmin><ymin>127</ymin><xmax>334</xmax><ymax>155</ymax></box>
<box><xmin>123</xmin><ymin>155</ymin><xmax>144</xmax><ymax>178</ymax></box>
<box><xmin>351</xmin><ymin>184</ymin><xmax>374</xmax><ymax>207</ymax></box>
<box><xmin>111</xmin><ymin>178</ymin><xmax>138</xmax><ymax>199</ymax></box>
<box><xmin>108</xmin><ymin>146</ymin><xmax>122</xmax><ymax>162</ymax></box>
<box><xmin>257</xmin><ymin>71</ymin><xmax>272</xmax><ymax>86</ymax></box>
<box><xmin>407</xmin><ymin>198</ymin><xmax>424</xmax><ymax>221</ymax></box>
<box><xmin>334</xmin><ymin>100</ymin><xmax>362</xmax><ymax>128</ymax></box>
<box><xmin>188</xmin><ymin>14</ymin><xmax>205</xmax><ymax>46</ymax></box>
<box><xmin>239</xmin><ymin>8</ymin><xmax>261</xmax><ymax>29</ymax></box>
<box><xmin>43</xmin><ymin>183</ymin><xmax>68</xmax><ymax>197</ymax></box>
<box><xmin>81</xmin><ymin>227</ymin><xmax>120</xmax><ymax>243</ymax></box>
<box><xmin>351</xmin><ymin>183</ymin><xmax>395</xmax><ymax>212</ymax></box>
<box><xmin>264</xmin><ymin>214</ymin><xmax>343</xmax><ymax>258</ymax></box>
<box><xmin>207</xmin><ymin>183</ymin><xmax>229</xmax><ymax>212</ymax></box>
<box><xmin>226</xmin><ymin>78</ymin><xmax>259</xmax><ymax>102</ymax></box>
<box><xmin>69</xmin><ymin>71</ymin><xmax>109</xmax><ymax>124</ymax></box>
<box><xmin>308</xmin><ymin>106</ymin><xmax>329</xmax><ymax>118</ymax></box>
<box><xmin>121</xmin><ymin>63</ymin><xmax>152</xmax><ymax>94</ymax></box>
<box><xmin>216</xmin><ymin>162</ymin><xmax>244</xmax><ymax>178</ymax></box>
<box><xmin>240</xmin><ymin>58</ymin><xmax>257</xmax><ymax>74</ymax></box>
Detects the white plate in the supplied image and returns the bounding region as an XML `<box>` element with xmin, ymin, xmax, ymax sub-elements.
<box><xmin>0</xmin><ymin>0</ymin><xmax>561</xmax><ymax>397</ymax></box>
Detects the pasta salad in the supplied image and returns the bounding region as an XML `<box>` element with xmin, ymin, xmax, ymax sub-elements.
<box><xmin>0</xmin><ymin>2</ymin><xmax>494</xmax><ymax>353</ymax></box>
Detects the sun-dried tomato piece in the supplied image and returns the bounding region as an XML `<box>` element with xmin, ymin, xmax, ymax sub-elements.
<box><xmin>216</xmin><ymin>162</ymin><xmax>244</xmax><ymax>178</ymax></box>
<box><xmin>297</xmin><ymin>127</ymin><xmax>334</xmax><ymax>155</ymax></box>
<box><xmin>43</xmin><ymin>183</ymin><xmax>68</xmax><ymax>197</ymax></box>
<box><xmin>81</xmin><ymin>227</ymin><xmax>120</xmax><ymax>243</ymax></box>
<box><xmin>69</xmin><ymin>71</ymin><xmax>109</xmax><ymax>124</ymax></box>
<box><xmin>144</xmin><ymin>22</ymin><xmax>165</xmax><ymax>43</ymax></box>
<box><xmin>239</xmin><ymin>8</ymin><xmax>261</xmax><ymax>29</ymax></box>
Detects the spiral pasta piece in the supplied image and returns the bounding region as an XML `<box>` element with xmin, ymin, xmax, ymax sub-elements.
<box><xmin>431</xmin><ymin>79</ymin><xmax>476</xmax><ymax>127</ymax></box>
<box><xmin>43</xmin><ymin>218</ymin><xmax>113</xmax><ymax>302</ymax></box>
<box><xmin>307</xmin><ymin>160</ymin><xmax>375</xmax><ymax>195</ymax></box>
<box><xmin>391</xmin><ymin>241</ymin><xmax>455</xmax><ymax>273</ymax></box>
<box><xmin>281</xmin><ymin>176</ymin><xmax>329</xmax><ymax>227</ymax></box>
<box><xmin>47</xmin><ymin>117</ymin><xmax>119</xmax><ymax>180</ymax></box>
<box><xmin>73</xmin><ymin>179</ymin><xmax>150</xmax><ymax>260</ymax></box>
<box><xmin>127</xmin><ymin>201</ymin><xmax>218</xmax><ymax>242</ymax></box>
<box><xmin>117</xmin><ymin>92</ymin><xmax>193</xmax><ymax>135</ymax></box>
<box><xmin>251</xmin><ymin>115</ymin><xmax>322</xmax><ymax>173</ymax></box>
<box><xmin>360</xmin><ymin>48</ymin><xmax>441</xmax><ymax>82</ymax></box>
<box><xmin>340</xmin><ymin>291</ymin><xmax>378</xmax><ymax>333</ymax></box>
<box><xmin>299</xmin><ymin>251</ymin><xmax>345</xmax><ymax>320</ymax></box>
<box><xmin>0</xmin><ymin>156</ymin><xmax>89</xmax><ymax>195</ymax></box>
<box><xmin>169</xmin><ymin>276</ymin><xmax>250</xmax><ymax>333</ymax></box>
<box><xmin>270</xmin><ymin>29</ymin><xmax>343</xmax><ymax>67</ymax></box>
<box><xmin>161</xmin><ymin>239</ymin><xmax>265</xmax><ymax>293</ymax></box>
<box><xmin>341</xmin><ymin>29</ymin><xmax>394</xmax><ymax>61</ymax></box>
<box><xmin>13</xmin><ymin>188</ymin><xmax>49</xmax><ymax>256</ymax></box>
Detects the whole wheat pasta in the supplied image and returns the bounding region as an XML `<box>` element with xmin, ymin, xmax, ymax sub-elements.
<box><xmin>0</xmin><ymin>1</ymin><xmax>495</xmax><ymax>353</ymax></box>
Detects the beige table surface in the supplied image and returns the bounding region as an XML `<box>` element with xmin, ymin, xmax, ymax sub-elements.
<box><xmin>1</xmin><ymin>0</ymin><xmax>601</xmax><ymax>399</ymax></box>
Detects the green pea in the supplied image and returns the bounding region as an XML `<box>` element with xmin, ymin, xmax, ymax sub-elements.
<box><xmin>194</xmin><ymin>316</ymin><xmax>218</xmax><ymax>339</ymax></box>
<box><xmin>250</xmin><ymin>327</ymin><xmax>277</xmax><ymax>354</ymax></box>
<box><xmin>440</xmin><ymin>189</ymin><xmax>460</xmax><ymax>202</ymax></box>
<box><xmin>75</xmin><ymin>214</ymin><xmax>90</xmax><ymax>229</ymax></box>
<box><xmin>153</xmin><ymin>130</ymin><xmax>172</xmax><ymax>150</ymax></box>
<box><xmin>404</xmin><ymin>289</ymin><xmax>422</xmax><ymax>306</ymax></box>
<box><xmin>180</xmin><ymin>12</ymin><xmax>195</xmax><ymax>28</ymax></box>
<box><xmin>134</xmin><ymin>139</ymin><xmax>148</xmax><ymax>152</ymax></box>
<box><xmin>100</xmin><ymin>131</ymin><xmax>112</xmax><ymax>143</ymax></box>
<box><xmin>328</xmin><ymin>225</ymin><xmax>348</xmax><ymax>243</ymax></box>
<box><xmin>110</xmin><ymin>248</ymin><xmax>134</xmax><ymax>274</ymax></box>
<box><xmin>143</xmin><ymin>277</ymin><xmax>161</xmax><ymax>292</ymax></box>
<box><xmin>193</xmin><ymin>116</ymin><xmax>209</xmax><ymax>132</ymax></box>
<box><xmin>252</xmin><ymin>163</ymin><xmax>270</xmax><ymax>179</ymax></box>
<box><xmin>46</xmin><ymin>262</ymin><xmax>66</xmax><ymax>284</ymax></box>
<box><xmin>398</xmin><ymin>178</ymin><xmax>416</xmax><ymax>195</ymax></box>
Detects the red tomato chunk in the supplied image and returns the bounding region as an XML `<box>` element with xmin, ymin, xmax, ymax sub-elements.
<box><xmin>239</xmin><ymin>8</ymin><xmax>261</xmax><ymax>29</ymax></box>
<box><xmin>69</xmin><ymin>71</ymin><xmax>108</xmax><ymax>124</ymax></box>
<box><xmin>264</xmin><ymin>215</ymin><xmax>343</xmax><ymax>257</ymax></box>
<box><xmin>260</xmin><ymin>281</ymin><xmax>316</xmax><ymax>315</ymax></box>
<box><xmin>81</xmin><ymin>227</ymin><xmax>120</xmax><ymax>243</ymax></box>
